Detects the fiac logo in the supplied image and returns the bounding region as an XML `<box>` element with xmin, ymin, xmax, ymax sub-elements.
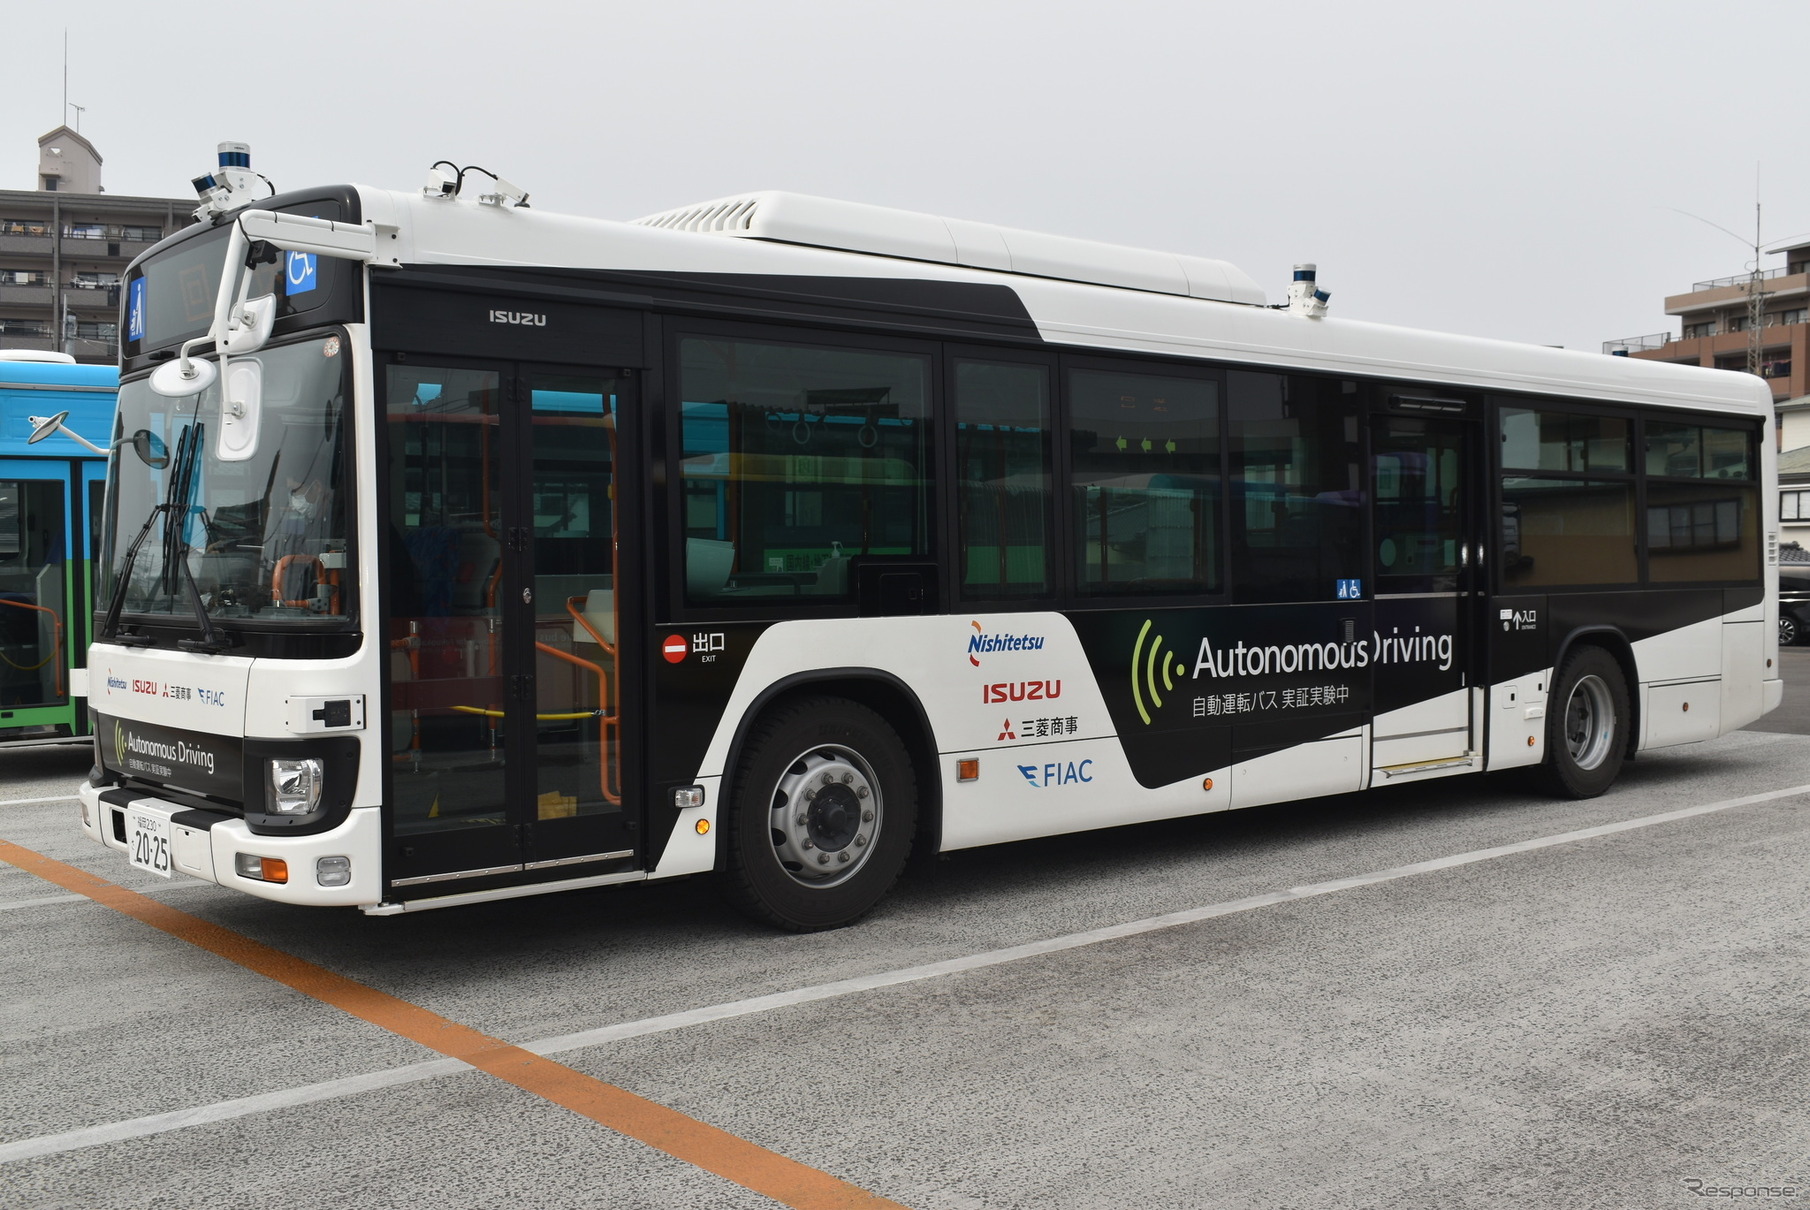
<box><xmin>967</xmin><ymin>620</ymin><xmax>1046</xmax><ymax>668</ymax></box>
<box><xmin>1017</xmin><ymin>760</ymin><xmax>1094</xmax><ymax>788</ymax></box>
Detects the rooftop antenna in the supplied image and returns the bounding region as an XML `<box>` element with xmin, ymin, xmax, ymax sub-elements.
<box><xmin>69</xmin><ymin>103</ymin><xmax>85</xmax><ymax>133</ymax></box>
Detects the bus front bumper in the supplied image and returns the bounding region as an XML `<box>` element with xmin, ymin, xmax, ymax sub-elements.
<box><xmin>79</xmin><ymin>783</ymin><xmax>382</xmax><ymax>907</ymax></box>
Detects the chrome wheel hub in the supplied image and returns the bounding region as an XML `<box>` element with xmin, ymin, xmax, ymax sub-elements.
<box><xmin>1564</xmin><ymin>674</ymin><xmax>1615</xmax><ymax>771</ymax></box>
<box><xmin>768</xmin><ymin>744</ymin><xmax>881</xmax><ymax>888</ymax></box>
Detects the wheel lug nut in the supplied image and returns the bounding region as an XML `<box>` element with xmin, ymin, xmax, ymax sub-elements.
<box><xmin>862</xmin><ymin>810</ymin><xmax>874</xmax><ymax>822</ymax></box>
<box><xmin>857</xmin><ymin>787</ymin><xmax>869</xmax><ymax>798</ymax></box>
<box><xmin>817</xmin><ymin>853</ymin><xmax>830</xmax><ymax>864</ymax></box>
<box><xmin>854</xmin><ymin>835</ymin><xmax>867</xmax><ymax>847</ymax></box>
<box><xmin>796</xmin><ymin>814</ymin><xmax>807</xmax><ymax>826</ymax></box>
<box><xmin>804</xmin><ymin>790</ymin><xmax>815</xmax><ymax>802</ymax></box>
<box><xmin>838</xmin><ymin>851</ymin><xmax>851</xmax><ymax>863</ymax></box>
<box><xmin>801</xmin><ymin>839</ymin><xmax>813</xmax><ymax>850</ymax></box>
<box><xmin>821</xmin><ymin>773</ymin><xmax>834</xmax><ymax>786</ymax></box>
<box><xmin>841</xmin><ymin>772</ymin><xmax>852</xmax><ymax>784</ymax></box>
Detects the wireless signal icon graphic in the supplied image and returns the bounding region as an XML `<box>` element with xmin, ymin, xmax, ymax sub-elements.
<box><xmin>1130</xmin><ymin>619</ymin><xmax>1189</xmax><ymax>725</ymax></box>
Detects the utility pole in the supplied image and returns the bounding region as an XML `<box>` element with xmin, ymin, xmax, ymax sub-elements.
<box><xmin>1667</xmin><ymin>192</ymin><xmax>1768</xmax><ymax>377</ymax></box>
<box><xmin>1748</xmin><ymin>199</ymin><xmax>1764</xmax><ymax>377</ymax></box>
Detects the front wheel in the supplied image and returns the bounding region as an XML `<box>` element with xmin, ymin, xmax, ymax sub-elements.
<box><xmin>722</xmin><ymin>696</ymin><xmax>917</xmax><ymax>931</ymax></box>
<box><xmin>1536</xmin><ymin>646</ymin><xmax>1630</xmax><ymax>799</ymax></box>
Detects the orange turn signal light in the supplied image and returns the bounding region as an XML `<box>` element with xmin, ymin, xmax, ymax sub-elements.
<box><xmin>694</xmin><ymin>819</ymin><xmax>711</xmax><ymax>836</ymax></box>
<box><xmin>1202</xmin><ymin>777</ymin><xmax>1214</xmax><ymax>792</ymax></box>
<box><xmin>956</xmin><ymin>759</ymin><xmax>979</xmax><ymax>782</ymax></box>
<box><xmin>261</xmin><ymin>858</ymin><xmax>288</xmax><ymax>884</ymax></box>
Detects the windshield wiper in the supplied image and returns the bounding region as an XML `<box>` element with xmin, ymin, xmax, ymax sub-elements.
<box><xmin>173</xmin><ymin>547</ymin><xmax>232</xmax><ymax>653</ymax></box>
<box><xmin>99</xmin><ymin>420</ymin><xmax>236</xmax><ymax>654</ymax></box>
<box><xmin>99</xmin><ymin>503</ymin><xmax>174</xmax><ymax>646</ymax></box>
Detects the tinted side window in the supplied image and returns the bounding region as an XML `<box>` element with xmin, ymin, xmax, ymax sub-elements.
<box><xmin>1068</xmin><ymin>367</ymin><xmax>1220</xmax><ymax>596</ymax></box>
<box><xmin>1501</xmin><ymin>408</ymin><xmax>1630</xmax><ymax>473</ymax></box>
<box><xmin>955</xmin><ymin>360</ymin><xmax>1053</xmax><ymax>600</ymax></box>
<box><xmin>1228</xmin><ymin>373</ymin><xmax>1363</xmax><ymax>603</ymax></box>
<box><xmin>678</xmin><ymin>336</ymin><xmax>931</xmax><ymax>605</ymax></box>
<box><xmin>1499</xmin><ymin>478</ymin><xmax>1637</xmax><ymax>587</ymax></box>
<box><xmin>1645</xmin><ymin>482</ymin><xmax>1760</xmax><ymax>582</ymax></box>
<box><xmin>1645</xmin><ymin>422</ymin><xmax>1753</xmax><ymax>480</ymax></box>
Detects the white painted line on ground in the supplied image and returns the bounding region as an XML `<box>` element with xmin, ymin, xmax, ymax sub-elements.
<box><xmin>0</xmin><ymin>793</ymin><xmax>82</xmax><ymax>807</ymax></box>
<box><xmin>5</xmin><ymin>780</ymin><xmax>1805</xmax><ymax>1166</ymax></box>
<box><xmin>0</xmin><ymin>1062</ymin><xmax>470</xmax><ymax>1163</ymax></box>
<box><xmin>0</xmin><ymin>893</ymin><xmax>86</xmax><ymax>911</ymax></box>
<box><xmin>527</xmin><ymin>780</ymin><xmax>1810</xmax><ymax>1056</ymax></box>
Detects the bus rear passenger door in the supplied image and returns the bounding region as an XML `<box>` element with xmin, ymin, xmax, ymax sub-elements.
<box><xmin>1369</xmin><ymin>412</ymin><xmax>1478</xmax><ymax>776</ymax></box>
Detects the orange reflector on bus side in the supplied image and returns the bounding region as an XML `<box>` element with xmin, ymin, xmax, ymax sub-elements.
<box><xmin>956</xmin><ymin>759</ymin><xmax>979</xmax><ymax>782</ymax></box>
<box><xmin>1202</xmin><ymin>777</ymin><xmax>1214</xmax><ymax>792</ymax></box>
<box><xmin>694</xmin><ymin>819</ymin><xmax>710</xmax><ymax>836</ymax></box>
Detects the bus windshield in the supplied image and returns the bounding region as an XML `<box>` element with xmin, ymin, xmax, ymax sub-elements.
<box><xmin>104</xmin><ymin>334</ymin><xmax>352</xmax><ymax>626</ymax></box>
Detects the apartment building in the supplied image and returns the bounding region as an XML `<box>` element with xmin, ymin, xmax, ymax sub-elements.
<box><xmin>1604</xmin><ymin>238</ymin><xmax>1810</xmax><ymax>424</ymax></box>
<box><xmin>0</xmin><ymin>127</ymin><xmax>194</xmax><ymax>364</ymax></box>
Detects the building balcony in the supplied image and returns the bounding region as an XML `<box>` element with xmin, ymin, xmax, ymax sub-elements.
<box><xmin>0</xmin><ymin>233</ymin><xmax>53</xmax><ymax>256</ymax></box>
<box><xmin>62</xmin><ymin>285</ymin><xmax>121</xmax><ymax>311</ymax></box>
<box><xmin>1691</xmin><ymin>266</ymin><xmax>1794</xmax><ymax>292</ymax></box>
<box><xmin>0</xmin><ymin>333</ymin><xmax>56</xmax><ymax>354</ymax></box>
<box><xmin>1667</xmin><ymin>272</ymin><xmax>1809</xmax><ymax>317</ymax></box>
<box><xmin>60</xmin><ymin>237</ymin><xmax>139</xmax><ymax>260</ymax></box>
<box><xmin>0</xmin><ymin>283</ymin><xmax>53</xmax><ymax>306</ymax></box>
<box><xmin>1603</xmin><ymin>331</ymin><xmax>1673</xmax><ymax>355</ymax></box>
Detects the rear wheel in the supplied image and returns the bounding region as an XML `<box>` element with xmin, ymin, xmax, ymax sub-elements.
<box><xmin>1536</xmin><ymin>646</ymin><xmax>1630</xmax><ymax>798</ymax></box>
<box><xmin>722</xmin><ymin>697</ymin><xmax>917</xmax><ymax>931</ymax></box>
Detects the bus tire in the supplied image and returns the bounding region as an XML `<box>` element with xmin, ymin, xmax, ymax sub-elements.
<box><xmin>1537</xmin><ymin>646</ymin><xmax>1629</xmax><ymax>799</ymax></box>
<box><xmin>722</xmin><ymin>696</ymin><xmax>917</xmax><ymax>931</ymax></box>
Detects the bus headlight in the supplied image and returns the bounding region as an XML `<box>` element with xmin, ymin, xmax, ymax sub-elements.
<box><xmin>268</xmin><ymin>757</ymin><xmax>325</xmax><ymax>814</ymax></box>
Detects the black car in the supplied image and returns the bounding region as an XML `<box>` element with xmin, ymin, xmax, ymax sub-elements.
<box><xmin>1782</xmin><ymin>551</ymin><xmax>1810</xmax><ymax>646</ymax></box>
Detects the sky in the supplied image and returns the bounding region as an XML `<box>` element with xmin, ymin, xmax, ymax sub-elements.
<box><xmin>8</xmin><ymin>0</ymin><xmax>1809</xmax><ymax>354</ymax></box>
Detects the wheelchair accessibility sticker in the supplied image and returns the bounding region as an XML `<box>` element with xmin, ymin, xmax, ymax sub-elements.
<box><xmin>285</xmin><ymin>251</ymin><xmax>318</xmax><ymax>295</ymax></box>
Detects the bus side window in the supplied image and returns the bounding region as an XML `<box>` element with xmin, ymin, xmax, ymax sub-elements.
<box><xmin>1227</xmin><ymin>372</ymin><xmax>1362</xmax><ymax>604</ymax></box>
<box><xmin>677</xmin><ymin>335</ymin><xmax>932</xmax><ymax>605</ymax></box>
<box><xmin>1067</xmin><ymin>366</ymin><xmax>1220</xmax><ymax>597</ymax></box>
<box><xmin>955</xmin><ymin>360</ymin><xmax>1053</xmax><ymax>600</ymax></box>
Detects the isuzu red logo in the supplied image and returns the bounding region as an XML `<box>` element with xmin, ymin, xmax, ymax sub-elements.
<box><xmin>662</xmin><ymin>634</ymin><xmax>688</xmax><ymax>664</ymax></box>
<box><xmin>983</xmin><ymin>680</ymin><xmax>1061</xmax><ymax>704</ymax></box>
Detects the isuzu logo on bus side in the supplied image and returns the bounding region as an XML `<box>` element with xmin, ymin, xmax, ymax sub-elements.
<box><xmin>488</xmin><ymin>309</ymin><xmax>548</xmax><ymax>326</ymax></box>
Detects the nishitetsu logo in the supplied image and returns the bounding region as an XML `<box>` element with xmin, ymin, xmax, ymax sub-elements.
<box><xmin>967</xmin><ymin>620</ymin><xmax>1046</xmax><ymax>667</ymax></box>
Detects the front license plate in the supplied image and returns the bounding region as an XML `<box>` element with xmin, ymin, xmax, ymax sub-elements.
<box><xmin>127</xmin><ymin>809</ymin><xmax>173</xmax><ymax>878</ymax></box>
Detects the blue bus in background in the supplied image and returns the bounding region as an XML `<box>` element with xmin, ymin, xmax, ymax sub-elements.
<box><xmin>0</xmin><ymin>352</ymin><xmax>114</xmax><ymax>745</ymax></box>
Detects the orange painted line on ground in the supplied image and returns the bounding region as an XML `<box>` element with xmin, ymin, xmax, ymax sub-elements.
<box><xmin>0</xmin><ymin>839</ymin><xmax>907</xmax><ymax>1210</ymax></box>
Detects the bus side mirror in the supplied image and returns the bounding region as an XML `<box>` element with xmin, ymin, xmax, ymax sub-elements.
<box><xmin>132</xmin><ymin>430</ymin><xmax>170</xmax><ymax>469</ymax></box>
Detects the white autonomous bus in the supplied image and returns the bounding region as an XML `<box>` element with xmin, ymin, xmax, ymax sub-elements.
<box><xmin>80</xmin><ymin>144</ymin><xmax>1784</xmax><ymax>929</ymax></box>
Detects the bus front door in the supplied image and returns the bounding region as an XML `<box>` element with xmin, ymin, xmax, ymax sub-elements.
<box><xmin>0</xmin><ymin>464</ymin><xmax>73</xmax><ymax>733</ymax></box>
<box><xmin>382</xmin><ymin>358</ymin><xmax>633</xmax><ymax>895</ymax></box>
<box><xmin>1368</xmin><ymin>414</ymin><xmax>1479</xmax><ymax>775</ymax></box>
